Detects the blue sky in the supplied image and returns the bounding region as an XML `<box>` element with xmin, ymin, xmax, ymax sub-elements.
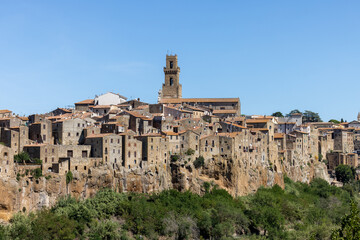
<box><xmin>0</xmin><ymin>1</ymin><xmax>359</xmax><ymax>121</ymax></box>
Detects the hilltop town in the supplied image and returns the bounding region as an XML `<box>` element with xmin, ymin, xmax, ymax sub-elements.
<box><xmin>0</xmin><ymin>55</ymin><xmax>358</xmax><ymax>220</ymax></box>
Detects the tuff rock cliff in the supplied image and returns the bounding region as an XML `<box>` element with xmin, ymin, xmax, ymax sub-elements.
<box><xmin>0</xmin><ymin>156</ymin><xmax>328</xmax><ymax>221</ymax></box>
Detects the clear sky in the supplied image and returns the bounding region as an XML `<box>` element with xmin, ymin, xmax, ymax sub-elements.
<box><xmin>1</xmin><ymin>1</ymin><xmax>359</xmax><ymax>121</ymax></box>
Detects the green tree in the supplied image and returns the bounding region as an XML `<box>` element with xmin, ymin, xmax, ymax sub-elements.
<box><xmin>331</xmin><ymin>201</ymin><xmax>360</xmax><ymax>240</ymax></box>
<box><xmin>286</xmin><ymin>109</ymin><xmax>302</xmax><ymax>117</ymax></box>
<box><xmin>31</xmin><ymin>210</ymin><xmax>77</xmax><ymax>240</ymax></box>
<box><xmin>272</xmin><ymin>112</ymin><xmax>284</xmax><ymax>117</ymax></box>
<box><xmin>14</xmin><ymin>152</ymin><xmax>31</xmax><ymax>164</ymax></box>
<box><xmin>303</xmin><ymin>110</ymin><xmax>322</xmax><ymax>123</ymax></box>
<box><xmin>329</xmin><ymin>119</ymin><xmax>341</xmax><ymax>124</ymax></box>
<box><xmin>335</xmin><ymin>165</ymin><xmax>355</xmax><ymax>184</ymax></box>
<box><xmin>194</xmin><ymin>156</ymin><xmax>205</xmax><ymax>168</ymax></box>
<box><xmin>66</xmin><ymin>171</ymin><xmax>73</xmax><ymax>185</ymax></box>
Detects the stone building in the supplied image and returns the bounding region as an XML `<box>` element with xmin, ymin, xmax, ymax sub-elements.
<box><xmin>1</xmin><ymin>126</ymin><xmax>31</xmax><ymax>155</ymax></box>
<box><xmin>327</xmin><ymin>151</ymin><xmax>358</xmax><ymax>170</ymax></box>
<box><xmin>136</xmin><ymin>133</ymin><xmax>168</xmax><ymax>169</ymax></box>
<box><xmin>29</xmin><ymin>119</ymin><xmax>53</xmax><ymax>144</ymax></box>
<box><xmin>85</xmin><ymin>133</ymin><xmax>122</xmax><ymax>170</ymax></box>
<box><xmin>0</xmin><ymin>144</ymin><xmax>14</xmax><ymax>178</ymax></box>
<box><xmin>0</xmin><ymin>110</ymin><xmax>12</xmax><ymax>118</ymax></box>
<box><xmin>23</xmin><ymin>144</ymin><xmax>59</xmax><ymax>173</ymax></box>
<box><xmin>58</xmin><ymin>145</ymin><xmax>92</xmax><ymax>173</ymax></box>
<box><xmin>52</xmin><ymin>118</ymin><xmax>87</xmax><ymax>145</ymax></box>
<box><xmin>120</xmin><ymin>130</ymin><xmax>142</xmax><ymax>169</ymax></box>
<box><xmin>74</xmin><ymin>99</ymin><xmax>95</xmax><ymax>112</ymax></box>
<box><xmin>161</xmin><ymin>55</ymin><xmax>182</xmax><ymax>99</ymax></box>
<box><xmin>159</xmin><ymin>55</ymin><xmax>241</xmax><ymax>116</ymax></box>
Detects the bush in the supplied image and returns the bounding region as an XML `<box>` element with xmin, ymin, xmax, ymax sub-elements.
<box><xmin>32</xmin><ymin>168</ymin><xmax>42</xmax><ymax>179</ymax></box>
<box><xmin>185</xmin><ymin>148</ymin><xmax>195</xmax><ymax>155</ymax></box>
<box><xmin>66</xmin><ymin>171</ymin><xmax>73</xmax><ymax>185</ymax></box>
<box><xmin>14</xmin><ymin>152</ymin><xmax>31</xmax><ymax>163</ymax></box>
<box><xmin>171</xmin><ymin>155</ymin><xmax>179</xmax><ymax>162</ymax></box>
<box><xmin>194</xmin><ymin>156</ymin><xmax>205</xmax><ymax>168</ymax></box>
<box><xmin>335</xmin><ymin>165</ymin><xmax>355</xmax><ymax>184</ymax></box>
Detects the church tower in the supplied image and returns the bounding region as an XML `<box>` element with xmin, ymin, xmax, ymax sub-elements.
<box><xmin>161</xmin><ymin>54</ymin><xmax>182</xmax><ymax>99</ymax></box>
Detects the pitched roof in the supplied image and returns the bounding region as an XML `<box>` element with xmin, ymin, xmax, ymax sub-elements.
<box><xmin>86</xmin><ymin>133</ymin><xmax>113</xmax><ymax>138</ymax></box>
<box><xmin>160</xmin><ymin>98</ymin><xmax>240</xmax><ymax>104</ymax></box>
<box><xmin>75</xmin><ymin>99</ymin><xmax>95</xmax><ymax>105</ymax></box>
<box><xmin>213</xmin><ymin>109</ymin><xmax>238</xmax><ymax>114</ymax></box>
<box><xmin>246</xmin><ymin>119</ymin><xmax>271</xmax><ymax>124</ymax></box>
<box><xmin>91</xmin><ymin>105</ymin><xmax>111</xmax><ymax>109</ymax></box>
<box><xmin>0</xmin><ymin>110</ymin><xmax>11</xmax><ymax>114</ymax></box>
<box><xmin>274</xmin><ymin>133</ymin><xmax>285</xmax><ymax>139</ymax></box>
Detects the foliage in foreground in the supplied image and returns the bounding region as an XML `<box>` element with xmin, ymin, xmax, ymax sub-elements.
<box><xmin>0</xmin><ymin>177</ymin><xmax>359</xmax><ymax>240</ymax></box>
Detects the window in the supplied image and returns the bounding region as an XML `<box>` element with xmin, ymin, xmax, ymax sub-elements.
<box><xmin>67</xmin><ymin>150</ymin><xmax>73</xmax><ymax>158</ymax></box>
<box><xmin>134</xmin><ymin>152</ymin><xmax>136</xmax><ymax>157</ymax></box>
<box><xmin>45</xmin><ymin>157</ymin><xmax>47</xmax><ymax>163</ymax></box>
<box><xmin>76</xmin><ymin>132</ymin><xmax>79</xmax><ymax>137</ymax></box>
<box><xmin>170</xmin><ymin>61</ymin><xmax>173</xmax><ymax>68</ymax></box>
<box><xmin>134</xmin><ymin>160</ymin><xmax>136</xmax><ymax>164</ymax></box>
<box><xmin>111</xmin><ymin>139</ymin><xmax>113</xmax><ymax>143</ymax></box>
<box><xmin>128</xmin><ymin>151</ymin><xmax>130</xmax><ymax>158</ymax></box>
<box><xmin>52</xmin><ymin>157</ymin><xmax>54</xmax><ymax>163</ymax></box>
<box><xmin>128</xmin><ymin>143</ymin><xmax>131</xmax><ymax>147</ymax></box>
<box><xmin>82</xmin><ymin>151</ymin><xmax>87</xmax><ymax>158</ymax></box>
<box><xmin>45</xmin><ymin>149</ymin><xmax>47</xmax><ymax>153</ymax></box>
<box><xmin>170</xmin><ymin>77</ymin><xmax>174</xmax><ymax>86</ymax></box>
<box><xmin>105</xmin><ymin>148</ymin><xmax>108</xmax><ymax>154</ymax></box>
<box><xmin>43</xmin><ymin>125</ymin><xmax>46</xmax><ymax>129</ymax></box>
<box><xmin>75</xmin><ymin>166</ymin><xmax>78</xmax><ymax>170</ymax></box>
<box><xmin>221</xmin><ymin>148</ymin><xmax>224</xmax><ymax>152</ymax></box>
<box><xmin>118</xmin><ymin>139</ymin><xmax>120</xmax><ymax>144</ymax></box>
<box><xmin>134</xmin><ymin>143</ymin><xmax>137</xmax><ymax>147</ymax></box>
<box><xmin>3</xmin><ymin>152</ymin><xmax>7</xmax><ymax>157</ymax></box>
<box><xmin>84</xmin><ymin>166</ymin><xmax>86</xmax><ymax>170</ymax></box>
<box><xmin>151</xmin><ymin>146</ymin><xmax>153</xmax><ymax>150</ymax></box>
<box><xmin>78</xmin><ymin>123</ymin><xmax>80</xmax><ymax>127</ymax></box>
<box><xmin>68</xmin><ymin>133</ymin><xmax>71</xmax><ymax>137</ymax></box>
<box><xmin>52</xmin><ymin>149</ymin><xmax>54</xmax><ymax>153</ymax></box>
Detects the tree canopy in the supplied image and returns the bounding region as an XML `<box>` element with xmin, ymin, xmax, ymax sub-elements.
<box><xmin>335</xmin><ymin>165</ymin><xmax>355</xmax><ymax>184</ymax></box>
<box><xmin>272</xmin><ymin>112</ymin><xmax>284</xmax><ymax>117</ymax></box>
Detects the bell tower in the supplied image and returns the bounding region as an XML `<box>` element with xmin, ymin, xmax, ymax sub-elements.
<box><xmin>161</xmin><ymin>54</ymin><xmax>182</xmax><ymax>99</ymax></box>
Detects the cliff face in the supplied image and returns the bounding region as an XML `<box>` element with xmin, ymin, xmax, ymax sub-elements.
<box><xmin>0</xmin><ymin>156</ymin><xmax>328</xmax><ymax>221</ymax></box>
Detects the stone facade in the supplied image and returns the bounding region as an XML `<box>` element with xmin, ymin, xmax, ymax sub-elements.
<box><xmin>161</xmin><ymin>55</ymin><xmax>182</xmax><ymax>99</ymax></box>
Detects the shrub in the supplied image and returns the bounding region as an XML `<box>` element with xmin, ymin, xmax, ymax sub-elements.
<box><xmin>185</xmin><ymin>148</ymin><xmax>195</xmax><ymax>155</ymax></box>
<box><xmin>171</xmin><ymin>155</ymin><xmax>179</xmax><ymax>162</ymax></box>
<box><xmin>32</xmin><ymin>168</ymin><xmax>42</xmax><ymax>179</ymax></box>
<box><xmin>335</xmin><ymin>165</ymin><xmax>355</xmax><ymax>184</ymax></box>
<box><xmin>194</xmin><ymin>156</ymin><xmax>205</xmax><ymax>168</ymax></box>
<box><xmin>66</xmin><ymin>171</ymin><xmax>73</xmax><ymax>185</ymax></box>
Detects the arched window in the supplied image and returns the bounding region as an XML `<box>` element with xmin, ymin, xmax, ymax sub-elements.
<box><xmin>170</xmin><ymin>78</ymin><xmax>174</xmax><ymax>86</ymax></box>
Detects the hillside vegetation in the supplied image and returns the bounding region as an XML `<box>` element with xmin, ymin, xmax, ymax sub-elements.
<box><xmin>0</xmin><ymin>177</ymin><xmax>359</xmax><ymax>240</ymax></box>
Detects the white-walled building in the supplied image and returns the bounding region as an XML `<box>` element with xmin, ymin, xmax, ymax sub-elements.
<box><xmin>94</xmin><ymin>92</ymin><xmax>127</xmax><ymax>106</ymax></box>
